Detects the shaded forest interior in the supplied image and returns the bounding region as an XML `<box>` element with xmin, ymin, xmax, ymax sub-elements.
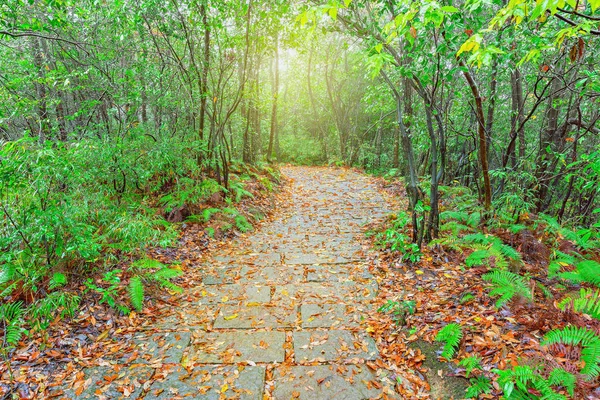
<box><xmin>1</xmin><ymin>0</ymin><xmax>600</xmax><ymax>398</ymax></box>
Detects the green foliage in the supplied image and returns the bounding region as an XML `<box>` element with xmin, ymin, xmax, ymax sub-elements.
<box><xmin>494</xmin><ymin>365</ymin><xmax>566</xmax><ymax>400</ymax></box>
<box><xmin>377</xmin><ymin>211</ymin><xmax>422</xmax><ymax>262</ymax></box>
<box><xmin>435</xmin><ymin>323</ymin><xmax>462</xmax><ymax>359</ymax></box>
<box><xmin>547</xmin><ymin>368</ymin><xmax>576</xmax><ymax>397</ymax></box>
<box><xmin>235</xmin><ymin>214</ymin><xmax>253</xmax><ymax>233</ymax></box>
<box><xmin>482</xmin><ymin>269</ymin><xmax>532</xmax><ymax>308</ymax></box>
<box><xmin>85</xmin><ymin>270</ymin><xmax>129</xmax><ymax>315</ymax></box>
<box><xmin>560</xmin><ymin>260</ymin><xmax>600</xmax><ymax>287</ymax></box>
<box><xmin>465</xmin><ymin>376</ymin><xmax>492</xmax><ymax>398</ymax></box>
<box><xmin>459</xmin><ymin>355</ymin><xmax>483</xmax><ymax>377</ymax></box>
<box><xmin>558</xmin><ymin>288</ymin><xmax>600</xmax><ymax>320</ymax></box>
<box><xmin>129</xmin><ymin>276</ymin><xmax>144</xmax><ymax>312</ymax></box>
<box><xmin>228</xmin><ymin>180</ymin><xmax>254</xmax><ymax>203</ymax></box>
<box><xmin>377</xmin><ymin>300</ymin><xmax>416</xmax><ymax>325</ymax></box>
<box><xmin>0</xmin><ymin>301</ymin><xmax>26</xmax><ymax>351</ymax></box>
<box><xmin>462</xmin><ymin>233</ymin><xmax>522</xmax><ymax>269</ymax></box>
<box><xmin>460</xmin><ymin>292</ymin><xmax>476</xmax><ymax>304</ymax></box>
<box><xmin>543</xmin><ymin>326</ymin><xmax>600</xmax><ymax>380</ymax></box>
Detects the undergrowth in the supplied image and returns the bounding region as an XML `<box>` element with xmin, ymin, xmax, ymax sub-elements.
<box><xmin>376</xmin><ymin>178</ymin><xmax>600</xmax><ymax>398</ymax></box>
<box><xmin>0</xmin><ymin>134</ymin><xmax>280</xmax><ymax>358</ymax></box>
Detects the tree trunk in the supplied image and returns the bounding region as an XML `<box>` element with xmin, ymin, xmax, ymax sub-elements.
<box><xmin>459</xmin><ymin>59</ymin><xmax>492</xmax><ymax>212</ymax></box>
<box><xmin>267</xmin><ymin>32</ymin><xmax>279</xmax><ymax>163</ymax></box>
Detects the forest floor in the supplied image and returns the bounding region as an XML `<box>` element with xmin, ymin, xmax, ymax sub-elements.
<box><xmin>5</xmin><ymin>166</ymin><xmax>439</xmax><ymax>399</ymax></box>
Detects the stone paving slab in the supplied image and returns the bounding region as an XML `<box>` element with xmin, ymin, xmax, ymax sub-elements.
<box><xmin>129</xmin><ymin>331</ymin><xmax>191</xmax><ymax>364</ymax></box>
<box><xmin>293</xmin><ymin>330</ymin><xmax>378</xmax><ymax>363</ymax></box>
<box><xmin>153</xmin><ymin>305</ymin><xmax>215</xmax><ymax>330</ymax></box>
<box><xmin>272</xmin><ymin>282</ymin><xmax>359</xmax><ymax>305</ymax></box>
<box><xmin>300</xmin><ymin>303</ymin><xmax>361</xmax><ymax>328</ymax></box>
<box><xmin>53</xmin><ymin>365</ymin><xmax>153</xmax><ymax>399</ymax></box>
<box><xmin>213</xmin><ymin>304</ymin><xmax>296</xmax><ymax>329</ymax></box>
<box><xmin>148</xmin><ymin>365</ymin><xmax>265</xmax><ymax>399</ymax></box>
<box><xmin>285</xmin><ymin>252</ymin><xmax>355</xmax><ymax>265</ymax></box>
<box><xmin>186</xmin><ymin>330</ymin><xmax>285</xmax><ymax>363</ymax></box>
<box><xmin>244</xmin><ymin>285</ymin><xmax>271</xmax><ymax>303</ymax></box>
<box><xmin>238</xmin><ymin>265</ymin><xmax>304</xmax><ymax>284</ymax></box>
<box><xmin>188</xmin><ymin>284</ymin><xmax>245</xmax><ymax>305</ymax></box>
<box><xmin>271</xmin><ymin>364</ymin><xmax>391</xmax><ymax>400</ymax></box>
<box><xmin>306</xmin><ymin>265</ymin><xmax>351</xmax><ymax>282</ymax></box>
<box><xmin>202</xmin><ymin>266</ymin><xmax>239</xmax><ymax>285</ymax></box>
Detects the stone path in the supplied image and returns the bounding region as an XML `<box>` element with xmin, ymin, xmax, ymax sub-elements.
<box><xmin>56</xmin><ymin>167</ymin><xmax>398</xmax><ymax>399</ymax></box>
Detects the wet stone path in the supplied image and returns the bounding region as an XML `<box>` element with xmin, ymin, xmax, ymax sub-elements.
<box><xmin>57</xmin><ymin>167</ymin><xmax>398</xmax><ymax>399</ymax></box>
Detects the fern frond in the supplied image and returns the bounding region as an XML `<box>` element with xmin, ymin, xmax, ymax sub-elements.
<box><xmin>440</xmin><ymin>221</ymin><xmax>472</xmax><ymax>236</ymax></box>
<box><xmin>428</xmin><ymin>237</ymin><xmax>464</xmax><ymax>252</ymax></box>
<box><xmin>440</xmin><ymin>210</ymin><xmax>470</xmax><ymax>224</ymax></box>
<box><xmin>547</xmin><ymin>368</ymin><xmax>576</xmax><ymax>396</ymax></box>
<box><xmin>543</xmin><ymin>325</ymin><xmax>600</xmax><ymax>348</ymax></box>
<box><xmin>0</xmin><ymin>263</ymin><xmax>17</xmax><ymax>285</ymax></box>
<box><xmin>202</xmin><ymin>207</ymin><xmax>222</xmax><ymax>222</ymax></box>
<box><xmin>482</xmin><ymin>270</ymin><xmax>532</xmax><ymax>308</ymax></box>
<box><xmin>129</xmin><ymin>276</ymin><xmax>144</xmax><ymax>311</ymax></box>
<box><xmin>465</xmin><ymin>249</ymin><xmax>490</xmax><ymax>267</ymax></box>
<box><xmin>581</xmin><ymin>341</ymin><xmax>600</xmax><ymax>379</ymax></box>
<box><xmin>435</xmin><ymin>323</ymin><xmax>463</xmax><ymax>359</ymax></box>
<box><xmin>153</xmin><ymin>268</ymin><xmax>183</xmax><ymax>281</ymax></box>
<box><xmin>459</xmin><ymin>355</ymin><xmax>482</xmax><ymax>377</ymax></box>
<box><xmin>131</xmin><ymin>258</ymin><xmax>165</xmax><ymax>270</ymax></box>
<box><xmin>559</xmin><ymin>288</ymin><xmax>600</xmax><ymax>320</ymax></box>
<box><xmin>465</xmin><ymin>376</ymin><xmax>491</xmax><ymax>398</ymax></box>
<box><xmin>577</xmin><ymin>260</ymin><xmax>600</xmax><ymax>287</ymax></box>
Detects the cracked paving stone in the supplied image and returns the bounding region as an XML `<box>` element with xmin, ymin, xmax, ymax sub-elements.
<box><xmin>293</xmin><ymin>330</ymin><xmax>378</xmax><ymax>363</ymax></box>
<box><xmin>186</xmin><ymin>330</ymin><xmax>285</xmax><ymax>363</ymax></box>
<box><xmin>148</xmin><ymin>364</ymin><xmax>265</xmax><ymax>400</ymax></box>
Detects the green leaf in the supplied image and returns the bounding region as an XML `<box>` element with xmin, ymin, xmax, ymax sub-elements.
<box><xmin>129</xmin><ymin>276</ymin><xmax>144</xmax><ymax>312</ymax></box>
<box><xmin>441</xmin><ymin>5</ymin><xmax>459</xmax><ymax>12</ymax></box>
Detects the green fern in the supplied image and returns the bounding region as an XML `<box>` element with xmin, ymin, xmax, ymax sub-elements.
<box><xmin>465</xmin><ymin>248</ymin><xmax>491</xmax><ymax>267</ymax></box>
<box><xmin>235</xmin><ymin>214</ymin><xmax>253</xmax><ymax>233</ymax></box>
<box><xmin>459</xmin><ymin>355</ymin><xmax>482</xmax><ymax>377</ymax></box>
<box><xmin>131</xmin><ymin>258</ymin><xmax>165</xmax><ymax>270</ymax></box>
<box><xmin>558</xmin><ymin>288</ymin><xmax>600</xmax><ymax>320</ymax></box>
<box><xmin>548</xmin><ymin>251</ymin><xmax>578</xmax><ymax>277</ymax></box>
<box><xmin>543</xmin><ymin>325</ymin><xmax>600</xmax><ymax>380</ymax></box>
<box><xmin>547</xmin><ymin>368</ymin><xmax>576</xmax><ymax>397</ymax></box>
<box><xmin>495</xmin><ymin>365</ymin><xmax>566</xmax><ymax>400</ymax></box>
<box><xmin>129</xmin><ymin>276</ymin><xmax>144</xmax><ymax>311</ymax></box>
<box><xmin>440</xmin><ymin>221</ymin><xmax>472</xmax><ymax>236</ymax></box>
<box><xmin>575</xmin><ymin>260</ymin><xmax>600</xmax><ymax>287</ymax></box>
<box><xmin>465</xmin><ymin>376</ymin><xmax>492</xmax><ymax>398</ymax></box>
<box><xmin>202</xmin><ymin>207</ymin><xmax>222</xmax><ymax>222</ymax></box>
<box><xmin>482</xmin><ymin>269</ymin><xmax>532</xmax><ymax>308</ymax></box>
<box><xmin>435</xmin><ymin>323</ymin><xmax>463</xmax><ymax>359</ymax></box>
<box><xmin>0</xmin><ymin>301</ymin><xmax>25</xmax><ymax>348</ymax></box>
<box><xmin>461</xmin><ymin>233</ymin><xmax>522</xmax><ymax>269</ymax></box>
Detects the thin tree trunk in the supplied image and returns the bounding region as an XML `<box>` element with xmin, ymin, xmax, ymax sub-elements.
<box><xmin>459</xmin><ymin>59</ymin><xmax>492</xmax><ymax>212</ymax></box>
<box><xmin>199</xmin><ymin>2</ymin><xmax>210</xmax><ymax>141</ymax></box>
<box><xmin>267</xmin><ymin>32</ymin><xmax>279</xmax><ymax>163</ymax></box>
